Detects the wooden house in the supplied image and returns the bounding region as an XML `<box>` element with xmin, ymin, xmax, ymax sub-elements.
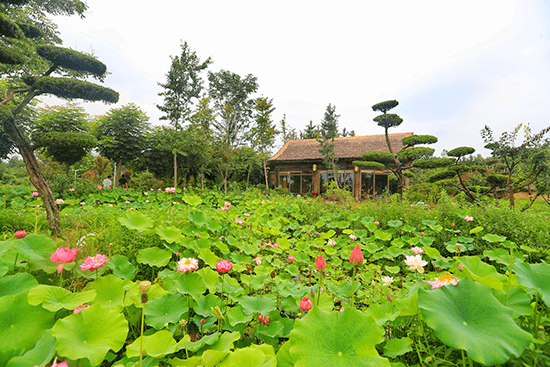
<box><xmin>267</xmin><ymin>133</ymin><xmax>413</xmax><ymax>200</ymax></box>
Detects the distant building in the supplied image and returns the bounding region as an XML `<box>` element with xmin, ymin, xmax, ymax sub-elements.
<box><xmin>267</xmin><ymin>133</ymin><xmax>413</xmax><ymax>200</ymax></box>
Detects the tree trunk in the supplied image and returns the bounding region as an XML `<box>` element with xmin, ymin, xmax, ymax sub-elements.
<box><xmin>263</xmin><ymin>159</ymin><xmax>268</xmax><ymax>188</ymax></box>
<box><xmin>201</xmin><ymin>167</ymin><xmax>204</xmax><ymax>189</ymax></box>
<box><xmin>224</xmin><ymin>166</ymin><xmax>229</xmax><ymax>193</ymax></box>
<box><xmin>115</xmin><ymin>159</ymin><xmax>122</xmax><ymax>187</ymax></box>
<box><xmin>246</xmin><ymin>164</ymin><xmax>250</xmax><ymax>189</ymax></box>
<box><xmin>173</xmin><ymin>152</ymin><xmax>178</xmax><ymax>189</ymax></box>
<box><xmin>64</xmin><ymin>162</ymin><xmax>70</xmax><ymax>176</ymax></box>
<box><xmin>4</xmin><ymin>116</ymin><xmax>60</xmax><ymax>235</ymax></box>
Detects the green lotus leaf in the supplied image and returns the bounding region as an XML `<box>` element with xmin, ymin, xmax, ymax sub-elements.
<box><xmin>126</xmin><ymin>330</ymin><xmax>177</xmax><ymax>359</ymax></box>
<box><xmin>0</xmin><ymin>293</ymin><xmax>55</xmax><ymax>367</ymax></box>
<box><xmin>288</xmin><ymin>307</ymin><xmax>389</xmax><ymax>367</ymax></box>
<box><xmin>492</xmin><ymin>286</ymin><xmax>533</xmax><ymax>318</ymax></box>
<box><xmin>0</xmin><ymin>272</ymin><xmax>37</xmax><ymax>297</ymax></box>
<box><xmin>137</xmin><ymin>247</ymin><xmax>172</xmax><ymax>267</ymax></box>
<box><xmin>188</xmin><ymin>210</ymin><xmax>208</xmax><ymax>226</ymax></box>
<box><xmin>418</xmin><ymin>277</ymin><xmax>532</xmax><ymax>365</ymax></box>
<box><xmin>52</xmin><ymin>303</ymin><xmax>128</xmax><ymax>366</ymax></box>
<box><xmin>226</xmin><ymin>305</ymin><xmax>252</xmax><ymax>326</ymax></box>
<box><xmin>28</xmin><ymin>285</ymin><xmax>97</xmax><ymax>312</ymax></box>
<box><xmin>209</xmin><ymin>331</ymin><xmax>241</xmax><ymax>352</ymax></box>
<box><xmin>6</xmin><ymin>329</ymin><xmax>56</xmax><ymax>367</ymax></box>
<box><xmin>182</xmin><ymin>194</ymin><xmax>202</xmax><ymax>206</ymax></box>
<box><xmin>197</xmin><ymin>267</ymin><xmax>221</xmax><ymax>293</ymax></box>
<box><xmin>364</xmin><ymin>301</ymin><xmax>401</xmax><ymax>326</ymax></box>
<box><xmin>156</xmin><ymin>225</ymin><xmax>185</xmax><ymax>245</ymax></box>
<box><xmin>199</xmin><ymin>248</ymin><xmax>221</xmax><ymax>268</ymax></box>
<box><xmin>194</xmin><ymin>294</ymin><xmax>222</xmax><ymax>317</ymax></box>
<box><xmin>83</xmin><ymin>274</ymin><xmax>131</xmax><ymax>311</ymax></box>
<box><xmin>186</xmin><ymin>332</ymin><xmax>220</xmax><ymax>353</ymax></box>
<box><xmin>145</xmin><ymin>293</ymin><xmax>189</xmax><ymax>329</ymax></box>
<box><xmin>383</xmin><ymin>337</ymin><xmax>413</xmax><ymax>359</ymax></box>
<box><xmin>170</xmin><ymin>271</ymin><xmax>207</xmax><ymax>300</ymax></box>
<box><xmin>238</xmin><ymin>295</ymin><xmax>278</xmax><ymax>316</ymax></box>
<box><xmin>457</xmin><ymin>256</ymin><xmax>506</xmax><ymax>291</ymax></box>
<box><xmin>106</xmin><ymin>254</ymin><xmax>136</xmax><ymax>279</ymax></box>
<box><xmin>118</xmin><ymin>211</ymin><xmax>154</xmax><ymax>232</ymax></box>
<box><xmin>387</xmin><ymin>220</ymin><xmax>403</xmax><ymax>228</ymax></box>
<box><xmin>12</xmin><ymin>234</ymin><xmax>56</xmax><ymax>261</ymax></box>
<box><xmin>276</xmin><ymin>341</ymin><xmax>294</xmax><ymax>367</ymax></box>
<box><xmin>217</xmin><ymin>344</ymin><xmax>276</xmax><ymax>367</ymax></box>
<box><xmin>513</xmin><ymin>262</ymin><xmax>550</xmax><ymax>307</ymax></box>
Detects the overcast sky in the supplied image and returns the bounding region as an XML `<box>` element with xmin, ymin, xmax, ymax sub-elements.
<box><xmin>47</xmin><ymin>0</ymin><xmax>550</xmax><ymax>156</ymax></box>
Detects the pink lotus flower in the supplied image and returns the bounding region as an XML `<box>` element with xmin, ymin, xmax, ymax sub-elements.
<box><xmin>49</xmin><ymin>357</ymin><xmax>69</xmax><ymax>367</ymax></box>
<box><xmin>253</xmin><ymin>256</ymin><xmax>262</xmax><ymax>265</ymax></box>
<box><xmin>51</xmin><ymin>247</ymin><xmax>78</xmax><ymax>273</ymax></box>
<box><xmin>381</xmin><ymin>276</ymin><xmax>394</xmax><ymax>286</ymax></box>
<box><xmin>55</xmin><ymin>198</ymin><xmax>64</xmax><ymax>205</ymax></box>
<box><xmin>258</xmin><ymin>314</ymin><xmax>270</xmax><ymax>326</ymax></box>
<box><xmin>349</xmin><ymin>234</ymin><xmax>357</xmax><ymax>241</ymax></box>
<box><xmin>73</xmin><ymin>304</ymin><xmax>90</xmax><ymax>314</ymax></box>
<box><xmin>14</xmin><ymin>230</ymin><xmax>27</xmax><ymax>239</ymax></box>
<box><xmin>411</xmin><ymin>246</ymin><xmax>424</xmax><ymax>255</ymax></box>
<box><xmin>216</xmin><ymin>260</ymin><xmax>232</xmax><ymax>273</ymax></box>
<box><xmin>420</xmin><ymin>231</ymin><xmax>425</xmax><ymax>236</ymax></box>
<box><xmin>404</xmin><ymin>255</ymin><xmax>428</xmax><ymax>273</ymax></box>
<box><xmin>300</xmin><ymin>297</ymin><xmax>313</xmax><ymax>312</ymax></box>
<box><xmin>31</xmin><ymin>191</ymin><xmax>39</xmax><ymax>197</ymax></box>
<box><xmin>426</xmin><ymin>274</ymin><xmax>460</xmax><ymax>289</ymax></box>
<box><xmin>288</xmin><ymin>256</ymin><xmax>295</xmax><ymax>262</ymax></box>
<box><xmin>464</xmin><ymin>215</ymin><xmax>474</xmax><ymax>222</ymax></box>
<box><xmin>315</xmin><ymin>255</ymin><xmax>326</xmax><ymax>271</ymax></box>
<box><xmin>177</xmin><ymin>257</ymin><xmax>199</xmax><ymax>273</ymax></box>
<box><xmin>80</xmin><ymin>254</ymin><xmax>109</xmax><ymax>272</ymax></box>
<box><xmin>451</xmin><ymin>222</ymin><xmax>455</xmax><ymax>227</ymax></box>
<box><xmin>97</xmin><ymin>186</ymin><xmax>102</xmax><ymax>190</ymax></box>
<box><xmin>374</xmin><ymin>221</ymin><xmax>380</xmax><ymax>225</ymax></box>
<box><xmin>165</xmin><ymin>187</ymin><xmax>176</xmax><ymax>193</ymax></box>
<box><xmin>235</xmin><ymin>218</ymin><xmax>244</xmax><ymax>225</ymax></box>
<box><xmin>327</xmin><ymin>239</ymin><xmax>336</xmax><ymax>246</ymax></box>
<box><xmin>349</xmin><ymin>245</ymin><xmax>364</xmax><ymax>266</ymax></box>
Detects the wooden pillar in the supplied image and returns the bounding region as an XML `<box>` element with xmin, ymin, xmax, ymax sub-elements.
<box><xmin>353</xmin><ymin>167</ymin><xmax>361</xmax><ymax>201</ymax></box>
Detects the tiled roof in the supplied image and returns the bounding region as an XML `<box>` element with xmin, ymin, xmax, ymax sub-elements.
<box><xmin>269</xmin><ymin>133</ymin><xmax>413</xmax><ymax>162</ymax></box>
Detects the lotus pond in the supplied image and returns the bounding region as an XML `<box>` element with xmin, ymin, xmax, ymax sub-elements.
<box><xmin>1</xmin><ymin>187</ymin><xmax>549</xmax><ymax>366</ymax></box>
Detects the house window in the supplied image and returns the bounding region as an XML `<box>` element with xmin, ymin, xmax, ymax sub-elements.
<box><xmin>374</xmin><ymin>174</ymin><xmax>389</xmax><ymax>195</ymax></box>
<box><xmin>361</xmin><ymin>172</ymin><xmax>374</xmax><ymax>198</ymax></box>
<box><xmin>320</xmin><ymin>171</ymin><xmax>353</xmax><ymax>194</ymax></box>
<box><xmin>279</xmin><ymin>171</ymin><xmax>314</xmax><ymax>195</ymax></box>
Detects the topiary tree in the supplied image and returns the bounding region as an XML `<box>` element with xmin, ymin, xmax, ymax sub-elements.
<box><xmin>0</xmin><ymin>1</ymin><xmax>118</xmax><ymax>234</ymax></box>
<box><xmin>32</xmin><ymin>104</ymin><xmax>96</xmax><ymax>176</ymax></box>
<box><xmin>353</xmin><ymin>100</ymin><xmax>438</xmax><ymax>196</ymax></box>
<box><xmin>481</xmin><ymin>124</ymin><xmax>550</xmax><ymax>207</ymax></box>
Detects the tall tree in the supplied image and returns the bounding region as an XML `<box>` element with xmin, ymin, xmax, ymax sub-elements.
<box><xmin>0</xmin><ymin>0</ymin><xmax>118</xmax><ymax>234</ymax></box>
<box><xmin>317</xmin><ymin>103</ymin><xmax>340</xmax><ymax>188</ymax></box>
<box><xmin>300</xmin><ymin>120</ymin><xmax>318</xmax><ymax>139</ymax></box>
<box><xmin>157</xmin><ymin>41</ymin><xmax>211</xmax><ymax>188</ymax></box>
<box><xmin>280</xmin><ymin>114</ymin><xmax>297</xmax><ymax>144</ymax></box>
<box><xmin>251</xmin><ymin>97</ymin><xmax>277</xmax><ymax>187</ymax></box>
<box><xmin>354</xmin><ymin>100</ymin><xmax>437</xmax><ymax>196</ymax></box>
<box><xmin>32</xmin><ymin>103</ymin><xmax>96</xmax><ymax>176</ymax></box>
<box><xmin>95</xmin><ymin>103</ymin><xmax>149</xmax><ymax>186</ymax></box>
<box><xmin>208</xmin><ymin>70</ymin><xmax>258</xmax><ymax>192</ymax></box>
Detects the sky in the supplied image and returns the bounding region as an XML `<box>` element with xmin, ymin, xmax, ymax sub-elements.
<box><xmin>45</xmin><ymin>0</ymin><xmax>550</xmax><ymax>156</ymax></box>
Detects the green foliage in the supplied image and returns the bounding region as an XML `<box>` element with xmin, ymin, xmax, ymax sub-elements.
<box><xmin>36</xmin><ymin>45</ymin><xmax>107</xmax><ymax>76</ymax></box>
<box><xmin>15</xmin><ymin>22</ymin><xmax>42</xmax><ymax>38</ymax></box>
<box><xmin>485</xmin><ymin>173</ymin><xmax>507</xmax><ymax>187</ymax></box>
<box><xmin>373</xmin><ymin>113</ymin><xmax>403</xmax><ymax>129</ymax></box>
<box><xmin>402</xmin><ymin>134</ymin><xmax>438</xmax><ymax>146</ymax></box>
<box><xmin>396</xmin><ymin>146</ymin><xmax>434</xmax><ymax>162</ymax></box>
<box><xmin>95</xmin><ymin>103</ymin><xmax>149</xmax><ymax>163</ymax></box>
<box><xmin>372</xmin><ymin>100</ymin><xmax>398</xmax><ymax>113</ymax></box>
<box><xmin>360</xmin><ymin>150</ymin><xmax>394</xmax><ymax>164</ymax></box>
<box><xmin>353</xmin><ymin>160</ymin><xmax>386</xmax><ymax>170</ymax></box>
<box><xmin>157</xmin><ymin>41</ymin><xmax>212</xmax><ymax>130</ymax></box>
<box><xmin>447</xmin><ymin>146</ymin><xmax>475</xmax><ymax>158</ymax></box>
<box><xmin>23</xmin><ymin>76</ymin><xmax>119</xmax><ymax>103</ymax></box>
<box><xmin>0</xmin><ymin>13</ymin><xmax>24</xmax><ymax>38</ymax></box>
<box><xmin>0</xmin><ymin>43</ymin><xmax>24</xmax><ymax>64</ymax></box>
<box><xmin>413</xmin><ymin>157</ymin><xmax>454</xmax><ymax>169</ymax></box>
